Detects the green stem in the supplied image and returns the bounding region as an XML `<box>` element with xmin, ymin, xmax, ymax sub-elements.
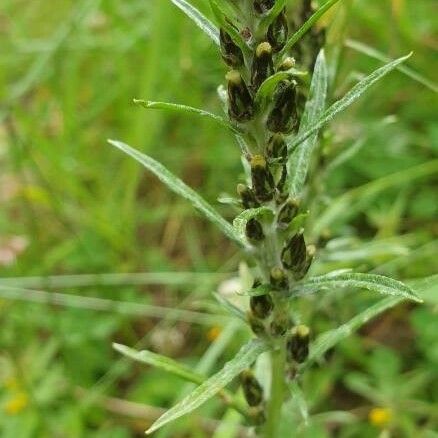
<box><xmin>265</xmin><ymin>344</ymin><xmax>286</xmax><ymax>438</ymax></box>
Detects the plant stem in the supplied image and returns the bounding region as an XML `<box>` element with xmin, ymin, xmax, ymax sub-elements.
<box><xmin>265</xmin><ymin>343</ymin><xmax>286</xmax><ymax>438</ymax></box>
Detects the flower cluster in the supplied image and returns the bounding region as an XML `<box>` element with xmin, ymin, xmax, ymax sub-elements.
<box><xmin>217</xmin><ymin>0</ymin><xmax>324</xmax><ymax>417</ymax></box>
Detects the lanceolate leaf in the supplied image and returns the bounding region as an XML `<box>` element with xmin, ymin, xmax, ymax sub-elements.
<box><xmin>304</xmin><ymin>274</ymin><xmax>434</xmax><ymax>369</ymax></box>
<box><xmin>209</xmin><ymin>0</ymin><xmax>250</xmax><ymax>56</ymax></box>
<box><xmin>133</xmin><ymin>99</ymin><xmax>239</xmax><ymax>133</ymax></box>
<box><xmin>306</xmin><ymin>296</ymin><xmax>400</xmax><ymax>368</ymax></box>
<box><xmin>292</xmin><ymin>272</ymin><xmax>422</xmax><ymax>302</ymax></box>
<box><xmin>280</xmin><ymin>0</ymin><xmax>343</xmax><ymax>56</ymax></box>
<box><xmin>213</xmin><ymin>292</ymin><xmax>246</xmax><ymax>321</ymax></box>
<box><xmin>233</xmin><ymin>207</ymin><xmax>274</xmax><ymax>243</ymax></box>
<box><xmin>108</xmin><ymin>140</ymin><xmax>245</xmax><ymax>247</ymax></box>
<box><xmin>287</xmin><ymin>53</ymin><xmax>412</xmax><ymax>153</ymax></box>
<box><xmin>146</xmin><ymin>339</ymin><xmax>270</xmax><ymax>434</ymax></box>
<box><xmin>238</xmin><ymin>283</ymin><xmax>271</xmax><ymax>297</ymax></box>
<box><xmin>113</xmin><ymin>343</ymin><xmax>204</xmax><ymax>384</ymax></box>
<box><xmin>260</xmin><ymin>0</ymin><xmax>288</xmax><ymax>27</ymax></box>
<box><xmin>170</xmin><ymin>0</ymin><xmax>220</xmax><ymax>45</ymax></box>
<box><xmin>345</xmin><ymin>39</ymin><xmax>438</xmax><ymax>93</ymax></box>
<box><xmin>288</xmin><ymin>50</ymin><xmax>328</xmax><ymax>198</ymax></box>
<box><xmin>288</xmin><ymin>381</ymin><xmax>309</xmax><ymax>425</ymax></box>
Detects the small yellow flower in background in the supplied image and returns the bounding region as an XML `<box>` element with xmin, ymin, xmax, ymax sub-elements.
<box><xmin>206</xmin><ymin>326</ymin><xmax>221</xmax><ymax>342</ymax></box>
<box><xmin>4</xmin><ymin>392</ymin><xmax>28</xmax><ymax>415</ymax></box>
<box><xmin>369</xmin><ymin>407</ymin><xmax>392</xmax><ymax>427</ymax></box>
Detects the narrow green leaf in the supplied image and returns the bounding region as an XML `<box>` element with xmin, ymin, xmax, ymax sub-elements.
<box><xmin>232</xmin><ymin>207</ymin><xmax>274</xmax><ymax>243</ymax></box>
<box><xmin>255</xmin><ymin>69</ymin><xmax>308</xmax><ymax>110</ymax></box>
<box><xmin>304</xmin><ymin>274</ymin><xmax>435</xmax><ymax>369</ymax></box>
<box><xmin>133</xmin><ymin>99</ymin><xmax>239</xmax><ymax>133</ymax></box>
<box><xmin>292</xmin><ymin>272</ymin><xmax>422</xmax><ymax>302</ymax></box>
<box><xmin>260</xmin><ymin>0</ymin><xmax>288</xmax><ymax>27</ymax></box>
<box><xmin>345</xmin><ymin>38</ymin><xmax>438</xmax><ymax>93</ymax></box>
<box><xmin>213</xmin><ymin>292</ymin><xmax>246</xmax><ymax>322</ymax></box>
<box><xmin>113</xmin><ymin>343</ymin><xmax>204</xmax><ymax>384</ymax></box>
<box><xmin>146</xmin><ymin>339</ymin><xmax>270</xmax><ymax>434</ymax></box>
<box><xmin>287</xmin><ymin>53</ymin><xmax>411</xmax><ymax>153</ymax></box>
<box><xmin>237</xmin><ymin>283</ymin><xmax>271</xmax><ymax>297</ymax></box>
<box><xmin>288</xmin><ymin>381</ymin><xmax>309</xmax><ymax>425</ymax></box>
<box><xmin>288</xmin><ymin>50</ymin><xmax>328</xmax><ymax>198</ymax></box>
<box><xmin>108</xmin><ymin>140</ymin><xmax>245</xmax><ymax>247</ymax></box>
<box><xmin>209</xmin><ymin>0</ymin><xmax>250</xmax><ymax>56</ymax></box>
<box><xmin>306</xmin><ymin>296</ymin><xmax>401</xmax><ymax>367</ymax></box>
<box><xmin>280</xmin><ymin>0</ymin><xmax>343</xmax><ymax>55</ymax></box>
<box><xmin>170</xmin><ymin>0</ymin><xmax>220</xmax><ymax>45</ymax></box>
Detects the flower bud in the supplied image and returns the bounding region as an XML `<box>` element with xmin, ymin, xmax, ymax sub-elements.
<box><xmin>247</xmin><ymin>312</ymin><xmax>266</xmax><ymax>336</ymax></box>
<box><xmin>270</xmin><ymin>312</ymin><xmax>291</xmax><ymax>337</ymax></box>
<box><xmin>250</xmin><ymin>155</ymin><xmax>274</xmax><ymax>202</ymax></box>
<box><xmin>287</xmin><ymin>325</ymin><xmax>310</xmax><ymax>363</ymax></box>
<box><xmin>267</xmin><ymin>10</ymin><xmax>288</xmax><ymax>52</ymax></box>
<box><xmin>266</xmin><ymin>134</ymin><xmax>287</xmax><ymax>162</ymax></box>
<box><xmin>240</xmin><ymin>369</ymin><xmax>264</xmax><ymax>406</ymax></box>
<box><xmin>278</xmin><ymin>57</ymin><xmax>296</xmax><ymax>72</ymax></box>
<box><xmin>245</xmin><ymin>218</ymin><xmax>264</xmax><ymax>242</ymax></box>
<box><xmin>237</xmin><ymin>184</ymin><xmax>260</xmax><ymax>209</ymax></box>
<box><xmin>250</xmin><ymin>293</ymin><xmax>273</xmax><ymax>319</ymax></box>
<box><xmin>251</xmin><ymin>42</ymin><xmax>274</xmax><ymax>90</ymax></box>
<box><xmin>253</xmin><ymin>0</ymin><xmax>275</xmax><ymax>14</ymax></box>
<box><xmin>269</xmin><ymin>266</ymin><xmax>288</xmax><ymax>290</ymax></box>
<box><xmin>294</xmin><ymin>244</ymin><xmax>315</xmax><ymax>280</ymax></box>
<box><xmin>281</xmin><ymin>231</ymin><xmax>306</xmax><ymax>271</ymax></box>
<box><xmin>220</xmin><ymin>29</ymin><xmax>244</xmax><ymax>68</ymax></box>
<box><xmin>276</xmin><ymin>165</ymin><xmax>288</xmax><ymax>194</ymax></box>
<box><xmin>249</xmin><ymin>405</ymin><xmax>266</xmax><ymax>425</ymax></box>
<box><xmin>277</xmin><ymin>199</ymin><xmax>300</xmax><ymax>229</ymax></box>
<box><xmin>267</xmin><ymin>80</ymin><xmax>299</xmax><ymax>133</ymax></box>
<box><xmin>226</xmin><ymin>70</ymin><xmax>254</xmax><ymax>122</ymax></box>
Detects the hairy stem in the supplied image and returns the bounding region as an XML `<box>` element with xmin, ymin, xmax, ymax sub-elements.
<box><xmin>265</xmin><ymin>343</ymin><xmax>286</xmax><ymax>437</ymax></box>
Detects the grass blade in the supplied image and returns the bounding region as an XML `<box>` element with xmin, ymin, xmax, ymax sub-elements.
<box><xmin>146</xmin><ymin>339</ymin><xmax>269</xmax><ymax>434</ymax></box>
<box><xmin>133</xmin><ymin>99</ymin><xmax>239</xmax><ymax>133</ymax></box>
<box><xmin>313</xmin><ymin>159</ymin><xmax>438</xmax><ymax>234</ymax></box>
<box><xmin>293</xmin><ymin>272</ymin><xmax>422</xmax><ymax>302</ymax></box>
<box><xmin>170</xmin><ymin>0</ymin><xmax>220</xmax><ymax>45</ymax></box>
<box><xmin>0</xmin><ymin>285</ymin><xmax>225</xmax><ymax>325</ymax></box>
<box><xmin>288</xmin><ymin>50</ymin><xmax>328</xmax><ymax>198</ymax></box>
<box><xmin>113</xmin><ymin>343</ymin><xmax>204</xmax><ymax>384</ymax></box>
<box><xmin>280</xmin><ymin>0</ymin><xmax>343</xmax><ymax>56</ymax></box>
<box><xmin>345</xmin><ymin>39</ymin><xmax>438</xmax><ymax>93</ymax></box>
<box><xmin>108</xmin><ymin>140</ymin><xmax>245</xmax><ymax>247</ymax></box>
<box><xmin>287</xmin><ymin>53</ymin><xmax>412</xmax><ymax>153</ymax></box>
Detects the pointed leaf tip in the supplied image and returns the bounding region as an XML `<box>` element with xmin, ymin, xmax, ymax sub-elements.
<box><xmin>108</xmin><ymin>139</ymin><xmax>245</xmax><ymax>247</ymax></box>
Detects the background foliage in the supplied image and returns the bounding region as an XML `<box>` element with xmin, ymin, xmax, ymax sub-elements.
<box><xmin>0</xmin><ymin>0</ymin><xmax>437</xmax><ymax>436</ymax></box>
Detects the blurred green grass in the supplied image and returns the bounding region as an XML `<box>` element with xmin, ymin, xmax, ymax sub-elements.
<box><xmin>0</xmin><ymin>0</ymin><xmax>437</xmax><ymax>436</ymax></box>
